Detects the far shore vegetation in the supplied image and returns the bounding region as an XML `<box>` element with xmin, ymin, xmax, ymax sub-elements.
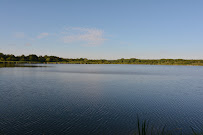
<box><xmin>1</xmin><ymin>52</ymin><xmax>203</xmax><ymax>66</ymax></box>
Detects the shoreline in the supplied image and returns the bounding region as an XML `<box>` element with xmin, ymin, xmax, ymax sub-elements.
<box><xmin>1</xmin><ymin>61</ymin><xmax>203</xmax><ymax>66</ymax></box>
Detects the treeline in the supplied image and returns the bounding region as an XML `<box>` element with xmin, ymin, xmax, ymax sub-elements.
<box><xmin>0</xmin><ymin>52</ymin><xmax>203</xmax><ymax>66</ymax></box>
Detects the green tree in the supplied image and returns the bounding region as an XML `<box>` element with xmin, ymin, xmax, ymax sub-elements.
<box><xmin>20</xmin><ymin>55</ymin><xmax>26</xmax><ymax>61</ymax></box>
<box><xmin>38</xmin><ymin>56</ymin><xmax>45</xmax><ymax>62</ymax></box>
<box><xmin>0</xmin><ymin>57</ymin><xmax>5</xmax><ymax>61</ymax></box>
<box><xmin>6</xmin><ymin>55</ymin><xmax>16</xmax><ymax>61</ymax></box>
<box><xmin>28</xmin><ymin>54</ymin><xmax>38</xmax><ymax>61</ymax></box>
<box><xmin>46</xmin><ymin>58</ymin><xmax>51</xmax><ymax>62</ymax></box>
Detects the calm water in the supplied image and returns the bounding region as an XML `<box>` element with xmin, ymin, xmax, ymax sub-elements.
<box><xmin>0</xmin><ymin>64</ymin><xmax>203</xmax><ymax>135</ymax></box>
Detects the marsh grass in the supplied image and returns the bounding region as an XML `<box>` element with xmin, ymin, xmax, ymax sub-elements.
<box><xmin>135</xmin><ymin>116</ymin><xmax>203</xmax><ymax>135</ymax></box>
<box><xmin>190</xmin><ymin>126</ymin><xmax>203</xmax><ymax>135</ymax></box>
<box><xmin>135</xmin><ymin>117</ymin><xmax>171</xmax><ymax>135</ymax></box>
<box><xmin>0</xmin><ymin>131</ymin><xmax>5</xmax><ymax>135</ymax></box>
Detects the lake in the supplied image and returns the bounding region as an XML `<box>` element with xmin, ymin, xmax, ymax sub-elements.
<box><xmin>0</xmin><ymin>64</ymin><xmax>203</xmax><ymax>134</ymax></box>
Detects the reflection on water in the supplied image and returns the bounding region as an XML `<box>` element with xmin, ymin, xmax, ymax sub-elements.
<box><xmin>0</xmin><ymin>63</ymin><xmax>47</xmax><ymax>68</ymax></box>
<box><xmin>0</xmin><ymin>64</ymin><xmax>203</xmax><ymax>135</ymax></box>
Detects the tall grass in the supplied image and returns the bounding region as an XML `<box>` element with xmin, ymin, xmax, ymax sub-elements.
<box><xmin>191</xmin><ymin>126</ymin><xmax>203</xmax><ymax>135</ymax></box>
<box><xmin>134</xmin><ymin>116</ymin><xmax>203</xmax><ymax>135</ymax></box>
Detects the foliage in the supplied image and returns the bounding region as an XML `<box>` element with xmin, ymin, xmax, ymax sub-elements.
<box><xmin>0</xmin><ymin>52</ymin><xmax>203</xmax><ymax>66</ymax></box>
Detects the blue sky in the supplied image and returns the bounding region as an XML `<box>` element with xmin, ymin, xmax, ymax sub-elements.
<box><xmin>0</xmin><ymin>0</ymin><xmax>203</xmax><ymax>59</ymax></box>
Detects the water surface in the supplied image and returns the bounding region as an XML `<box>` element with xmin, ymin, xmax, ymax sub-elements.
<box><xmin>0</xmin><ymin>64</ymin><xmax>203</xmax><ymax>134</ymax></box>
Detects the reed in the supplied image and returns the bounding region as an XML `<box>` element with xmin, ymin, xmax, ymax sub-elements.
<box><xmin>135</xmin><ymin>116</ymin><xmax>202</xmax><ymax>135</ymax></box>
